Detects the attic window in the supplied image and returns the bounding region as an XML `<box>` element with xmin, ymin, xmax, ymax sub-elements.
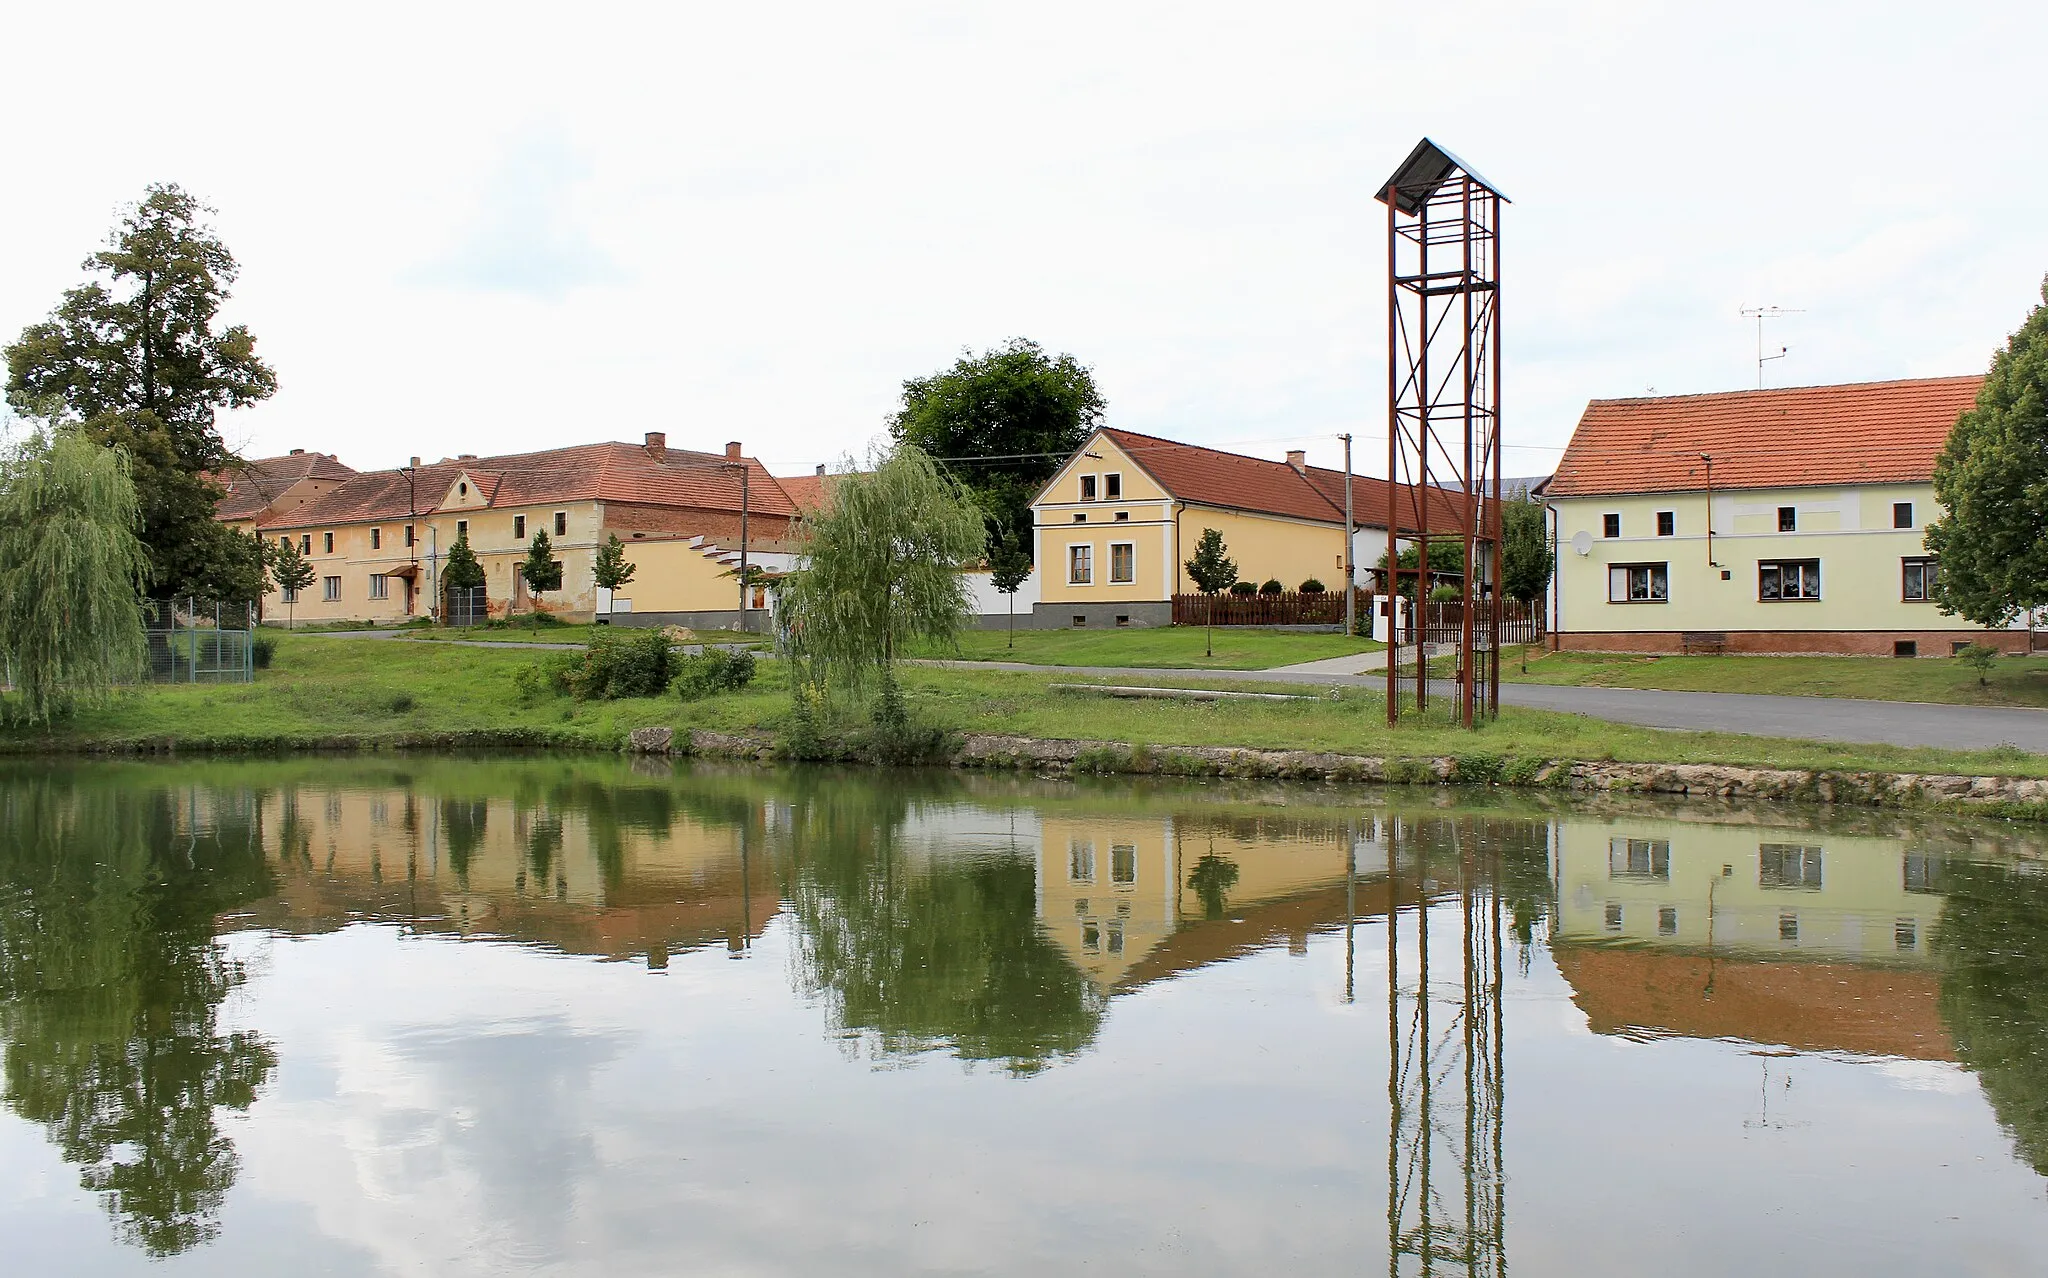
<box><xmin>1079</xmin><ymin>475</ymin><xmax>1097</xmax><ymax>501</ymax></box>
<box><xmin>1105</xmin><ymin>473</ymin><xmax>1122</xmax><ymax>499</ymax></box>
<box><xmin>460</xmin><ymin>482</ymin><xmax>469</xmax><ymax>497</ymax></box>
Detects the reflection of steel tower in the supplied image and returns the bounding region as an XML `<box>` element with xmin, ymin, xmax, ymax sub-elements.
<box><xmin>1384</xmin><ymin>816</ymin><xmax>1506</xmax><ymax>1277</ymax></box>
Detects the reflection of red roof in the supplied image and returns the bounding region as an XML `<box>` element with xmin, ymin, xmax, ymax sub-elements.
<box><xmin>1091</xmin><ymin>428</ymin><xmax>1466</xmax><ymax>533</ymax></box>
<box><xmin>261</xmin><ymin>441</ymin><xmax>797</xmax><ymax>530</ymax></box>
<box><xmin>1553</xmin><ymin>945</ymin><xmax>1955</xmax><ymax>1061</ymax></box>
<box><xmin>1547</xmin><ymin>375</ymin><xmax>1984</xmax><ymax>498</ymax></box>
<box><xmin>213</xmin><ymin>452</ymin><xmax>357</xmax><ymax>520</ymax></box>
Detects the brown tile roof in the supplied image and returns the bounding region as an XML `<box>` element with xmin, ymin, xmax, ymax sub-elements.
<box><xmin>776</xmin><ymin>472</ymin><xmax>838</xmax><ymax>515</ymax></box>
<box><xmin>213</xmin><ymin>451</ymin><xmax>357</xmax><ymax>520</ymax></box>
<box><xmin>1546</xmin><ymin>375</ymin><xmax>1985</xmax><ymax>499</ymax></box>
<box><xmin>1095</xmin><ymin>427</ymin><xmax>1469</xmax><ymax>533</ymax></box>
<box><xmin>260</xmin><ymin>441</ymin><xmax>797</xmax><ymax>530</ymax></box>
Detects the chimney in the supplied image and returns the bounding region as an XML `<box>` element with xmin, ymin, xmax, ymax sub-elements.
<box><xmin>459</xmin><ymin>453</ymin><xmax>478</xmax><ymax>461</ymax></box>
<box><xmin>1286</xmin><ymin>449</ymin><xmax>1307</xmax><ymax>470</ymax></box>
<box><xmin>409</xmin><ymin>456</ymin><xmax>421</xmax><ymax>469</ymax></box>
<box><xmin>725</xmin><ymin>441</ymin><xmax>743</xmax><ymax>461</ymax></box>
<box><xmin>644</xmin><ymin>430</ymin><xmax>667</xmax><ymax>460</ymax></box>
<box><xmin>290</xmin><ymin>448</ymin><xmax>305</xmax><ymax>455</ymax></box>
<box><xmin>815</xmin><ymin>464</ymin><xmax>826</xmax><ymax>476</ymax></box>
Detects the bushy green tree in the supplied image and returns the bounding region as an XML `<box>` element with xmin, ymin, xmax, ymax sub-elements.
<box><xmin>4</xmin><ymin>185</ymin><xmax>277</xmax><ymax>600</ymax></box>
<box><xmin>0</xmin><ymin>429</ymin><xmax>151</xmax><ymax>722</ymax></box>
<box><xmin>778</xmin><ymin>443</ymin><xmax>986</xmax><ymax>694</ymax></box>
<box><xmin>519</xmin><ymin>529</ymin><xmax>563</xmax><ymax>625</ymax></box>
<box><xmin>1182</xmin><ymin>527</ymin><xmax>1236</xmax><ymax>657</ymax></box>
<box><xmin>988</xmin><ymin>529</ymin><xmax>1032</xmax><ymax>649</ymax></box>
<box><xmin>1928</xmin><ymin>279</ymin><xmax>2048</xmax><ymax>627</ymax></box>
<box><xmin>440</xmin><ymin>531</ymin><xmax>485</xmax><ymax>622</ymax></box>
<box><xmin>268</xmin><ymin>536</ymin><xmax>314</xmax><ymax>628</ymax></box>
<box><xmin>888</xmin><ymin>337</ymin><xmax>1104</xmax><ymax>558</ymax></box>
<box><xmin>1501</xmin><ymin>487</ymin><xmax>1552</xmax><ymax>604</ymax></box>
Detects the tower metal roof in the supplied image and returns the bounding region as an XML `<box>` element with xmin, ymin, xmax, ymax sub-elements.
<box><xmin>1375</xmin><ymin>138</ymin><xmax>1509</xmax><ymax>214</ymax></box>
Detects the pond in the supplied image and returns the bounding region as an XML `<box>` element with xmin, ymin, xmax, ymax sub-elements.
<box><xmin>3</xmin><ymin>758</ymin><xmax>2046</xmax><ymax>1275</ymax></box>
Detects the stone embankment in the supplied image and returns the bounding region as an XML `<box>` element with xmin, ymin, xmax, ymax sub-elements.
<box><xmin>625</xmin><ymin>727</ymin><xmax>2048</xmax><ymax>817</ymax></box>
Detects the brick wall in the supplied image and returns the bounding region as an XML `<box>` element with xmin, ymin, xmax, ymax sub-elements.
<box><xmin>601</xmin><ymin>503</ymin><xmax>795</xmax><ymax>547</ymax></box>
<box><xmin>1554</xmin><ymin>629</ymin><xmax>2032</xmax><ymax>657</ymax></box>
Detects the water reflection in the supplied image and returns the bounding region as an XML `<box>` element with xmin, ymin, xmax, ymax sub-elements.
<box><xmin>3</xmin><ymin>761</ymin><xmax>2047</xmax><ymax>1272</ymax></box>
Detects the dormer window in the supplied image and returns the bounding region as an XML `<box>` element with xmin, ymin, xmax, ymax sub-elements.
<box><xmin>459</xmin><ymin>482</ymin><xmax>469</xmax><ymax>497</ymax></box>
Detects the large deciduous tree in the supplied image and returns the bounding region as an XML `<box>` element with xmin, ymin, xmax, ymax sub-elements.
<box><xmin>4</xmin><ymin>185</ymin><xmax>277</xmax><ymax>601</ymax></box>
<box><xmin>1927</xmin><ymin>280</ymin><xmax>2048</xmax><ymax>627</ymax></box>
<box><xmin>779</xmin><ymin>443</ymin><xmax>986</xmax><ymax>694</ymax></box>
<box><xmin>0</xmin><ymin>430</ymin><xmax>151</xmax><ymax>723</ymax></box>
<box><xmin>888</xmin><ymin>337</ymin><xmax>1104</xmax><ymax>558</ymax></box>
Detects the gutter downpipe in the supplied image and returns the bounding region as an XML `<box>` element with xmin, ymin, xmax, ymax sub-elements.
<box><xmin>1545</xmin><ymin>499</ymin><xmax>1561</xmax><ymax>651</ymax></box>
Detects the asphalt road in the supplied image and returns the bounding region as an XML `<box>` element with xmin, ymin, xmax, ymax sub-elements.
<box><xmin>918</xmin><ymin>659</ymin><xmax>2048</xmax><ymax>754</ymax></box>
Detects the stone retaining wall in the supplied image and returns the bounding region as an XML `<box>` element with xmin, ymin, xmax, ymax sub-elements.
<box><xmin>625</xmin><ymin>726</ymin><xmax>2048</xmax><ymax>816</ymax></box>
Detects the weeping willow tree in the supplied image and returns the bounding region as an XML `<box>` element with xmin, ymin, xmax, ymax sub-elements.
<box><xmin>778</xmin><ymin>443</ymin><xmax>987</xmax><ymax>696</ymax></box>
<box><xmin>0</xmin><ymin>429</ymin><xmax>151</xmax><ymax>723</ymax></box>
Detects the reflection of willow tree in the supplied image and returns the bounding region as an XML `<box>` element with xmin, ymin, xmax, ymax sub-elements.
<box><xmin>0</xmin><ymin>772</ymin><xmax>278</xmax><ymax>1256</ymax></box>
<box><xmin>1936</xmin><ymin>856</ymin><xmax>2048</xmax><ymax>1175</ymax></box>
<box><xmin>1188</xmin><ymin>853</ymin><xmax>1240</xmax><ymax>920</ymax></box>
<box><xmin>783</xmin><ymin>779</ymin><xmax>1102</xmax><ymax>1074</ymax></box>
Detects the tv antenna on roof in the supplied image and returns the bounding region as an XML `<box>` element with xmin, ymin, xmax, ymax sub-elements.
<box><xmin>1740</xmin><ymin>305</ymin><xmax>1803</xmax><ymax>388</ymax></box>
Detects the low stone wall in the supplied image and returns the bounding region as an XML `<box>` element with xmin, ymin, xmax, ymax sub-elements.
<box><xmin>625</xmin><ymin>726</ymin><xmax>2048</xmax><ymax>817</ymax></box>
<box><xmin>1553</xmin><ymin>629</ymin><xmax>2031</xmax><ymax>657</ymax></box>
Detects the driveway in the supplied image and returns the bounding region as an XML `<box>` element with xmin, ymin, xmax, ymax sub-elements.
<box><xmin>915</xmin><ymin>659</ymin><xmax>2048</xmax><ymax>754</ymax></box>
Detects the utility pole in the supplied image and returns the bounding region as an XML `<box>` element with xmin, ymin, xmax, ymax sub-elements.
<box><xmin>732</xmin><ymin>464</ymin><xmax>751</xmax><ymax>632</ymax></box>
<box><xmin>1342</xmin><ymin>433</ymin><xmax>1356</xmax><ymax>639</ymax></box>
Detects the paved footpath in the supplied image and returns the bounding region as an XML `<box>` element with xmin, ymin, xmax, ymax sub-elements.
<box><xmin>915</xmin><ymin>659</ymin><xmax>2048</xmax><ymax>754</ymax></box>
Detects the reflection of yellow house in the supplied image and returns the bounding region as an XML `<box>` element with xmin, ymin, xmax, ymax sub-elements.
<box><xmin>1550</xmin><ymin>814</ymin><xmax>1956</xmax><ymax>1059</ymax></box>
<box><xmin>1029</xmin><ymin>428</ymin><xmax>1460</xmax><ymax>629</ymax></box>
<box><xmin>235</xmin><ymin>785</ymin><xmax>776</xmax><ymax>966</ymax></box>
<box><xmin>1034</xmin><ymin>812</ymin><xmax>1357</xmax><ymax>991</ymax></box>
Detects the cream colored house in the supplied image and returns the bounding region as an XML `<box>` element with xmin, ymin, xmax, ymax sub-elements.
<box><xmin>1545</xmin><ymin>375</ymin><xmax>2031</xmax><ymax>655</ymax></box>
<box><xmin>1030</xmin><ymin>427</ymin><xmax>1459</xmax><ymax>628</ymax></box>
<box><xmin>224</xmin><ymin>434</ymin><xmax>799</xmax><ymax>627</ymax></box>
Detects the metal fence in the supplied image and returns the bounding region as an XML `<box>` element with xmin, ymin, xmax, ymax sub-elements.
<box><xmin>445</xmin><ymin>586</ymin><xmax>488</xmax><ymax>627</ymax></box>
<box><xmin>142</xmin><ymin>599</ymin><xmax>256</xmax><ymax>684</ymax></box>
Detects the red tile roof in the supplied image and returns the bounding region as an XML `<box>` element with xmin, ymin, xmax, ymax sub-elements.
<box><xmin>1547</xmin><ymin>375</ymin><xmax>1985</xmax><ymax>499</ymax></box>
<box><xmin>260</xmin><ymin>441</ymin><xmax>795</xmax><ymax>530</ymax></box>
<box><xmin>213</xmin><ymin>452</ymin><xmax>357</xmax><ymax>520</ymax></box>
<box><xmin>1091</xmin><ymin>427</ymin><xmax>1468</xmax><ymax>533</ymax></box>
<box><xmin>775</xmin><ymin>472</ymin><xmax>838</xmax><ymax>515</ymax></box>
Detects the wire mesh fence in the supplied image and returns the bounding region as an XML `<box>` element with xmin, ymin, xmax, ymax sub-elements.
<box><xmin>142</xmin><ymin>598</ymin><xmax>256</xmax><ymax>684</ymax></box>
<box><xmin>445</xmin><ymin>586</ymin><xmax>488</xmax><ymax>627</ymax></box>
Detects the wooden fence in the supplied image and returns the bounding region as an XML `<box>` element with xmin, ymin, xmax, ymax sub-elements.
<box><xmin>1418</xmin><ymin>600</ymin><xmax>1545</xmax><ymax>647</ymax></box>
<box><xmin>1172</xmin><ymin>590</ymin><xmax>1363</xmax><ymax>628</ymax></box>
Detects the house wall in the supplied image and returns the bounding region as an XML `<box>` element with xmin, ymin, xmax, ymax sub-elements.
<box><xmin>1548</xmin><ymin>483</ymin><xmax>2026</xmax><ymax>653</ymax></box>
<box><xmin>1177</xmin><ymin>504</ymin><xmax>1347</xmax><ymax>596</ymax></box>
<box><xmin>1034</xmin><ymin>434</ymin><xmax>1178</xmax><ymax>614</ymax></box>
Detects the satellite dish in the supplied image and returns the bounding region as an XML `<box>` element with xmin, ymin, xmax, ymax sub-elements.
<box><xmin>1570</xmin><ymin>530</ymin><xmax>1594</xmax><ymax>557</ymax></box>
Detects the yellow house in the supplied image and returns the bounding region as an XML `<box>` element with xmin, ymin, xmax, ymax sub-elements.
<box><xmin>1545</xmin><ymin>376</ymin><xmax>2029</xmax><ymax>655</ymax></box>
<box><xmin>230</xmin><ymin>434</ymin><xmax>799</xmax><ymax>627</ymax></box>
<box><xmin>1030</xmin><ymin>427</ymin><xmax>1458</xmax><ymax>628</ymax></box>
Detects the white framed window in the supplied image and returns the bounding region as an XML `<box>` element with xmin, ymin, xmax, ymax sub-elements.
<box><xmin>1902</xmin><ymin>557</ymin><xmax>1938</xmax><ymax>601</ymax></box>
<box><xmin>1069</xmin><ymin>839</ymin><xmax>1096</xmax><ymax>883</ymax></box>
<box><xmin>554</xmin><ymin>511</ymin><xmax>567</xmax><ymax>537</ymax></box>
<box><xmin>1607</xmin><ymin>563</ymin><xmax>1668</xmax><ymax>602</ymax></box>
<box><xmin>1105</xmin><ymin>473</ymin><xmax>1122</xmax><ymax>499</ymax></box>
<box><xmin>369</xmin><ymin>575</ymin><xmax>389</xmax><ymax>600</ymax></box>
<box><xmin>1111</xmin><ymin>844</ymin><xmax>1137</xmax><ymax>885</ymax></box>
<box><xmin>1760</xmin><ymin>843</ymin><xmax>1824</xmax><ymax>890</ymax></box>
<box><xmin>1079</xmin><ymin>474</ymin><xmax>1098</xmax><ymax>502</ymax></box>
<box><xmin>322</xmin><ymin>576</ymin><xmax>341</xmax><ymax>601</ymax></box>
<box><xmin>1655</xmin><ymin>511</ymin><xmax>1675</xmax><ymax>536</ymax></box>
<box><xmin>1068</xmin><ymin>544</ymin><xmax>1093</xmax><ymax>584</ymax></box>
<box><xmin>1893</xmin><ymin>501</ymin><xmax>1914</xmax><ymax>529</ymax></box>
<box><xmin>514</xmin><ymin>515</ymin><xmax>526</xmax><ymax>539</ymax></box>
<box><xmin>1608</xmin><ymin>837</ymin><xmax>1671</xmax><ymax>880</ymax></box>
<box><xmin>456</xmin><ymin>519</ymin><xmax>468</xmax><ymax>540</ymax></box>
<box><xmin>1109</xmin><ymin>542</ymin><xmax>1136</xmax><ymax>584</ymax></box>
<box><xmin>1759</xmin><ymin>559</ymin><xmax>1820</xmax><ymax>600</ymax></box>
<box><xmin>1602</xmin><ymin>512</ymin><xmax>1621</xmax><ymax>538</ymax></box>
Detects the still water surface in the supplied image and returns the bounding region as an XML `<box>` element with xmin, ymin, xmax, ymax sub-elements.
<box><xmin>3</xmin><ymin>758</ymin><xmax>2047</xmax><ymax>1275</ymax></box>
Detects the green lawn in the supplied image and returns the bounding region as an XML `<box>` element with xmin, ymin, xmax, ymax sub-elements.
<box><xmin>919</xmin><ymin>625</ymin><xmax>1384</xmax><ymax>670</ymax></box>
<box><xmin>1502</xmin><ymin>649</ymin><xmax>2048</xmax><ymax>709</ymax></box>
<box><xmin>383</xmin><ymin>625</ymin><xmax>763</xmax><ymax>646</ymax></box>
<box><xmin>3</xmin><ymin>634</ymin><xmax>2042</xmax><ymax>781</ymax></box>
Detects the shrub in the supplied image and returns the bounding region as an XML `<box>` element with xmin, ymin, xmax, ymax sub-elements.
<box><xmin>251</xmin><ymin>635</ymin><xmax>277</xmax><ymax>669</ymax></box>
<box><xmin>387</xmin><ymin>692</ymin><xmax>417</xmax><ymax>714</ymax></box>
<box><xmin>1298</xmin><ymin>578</ymin><xmax>1325</xmax><ymax>593</ymax></box>
<box><xmin>675</xmin><ymin>646</ymin><xmax>757</xmax><ymax>700</ymax></box>
<box><xmin>1429</xmin><ymin>583</ymin><xmax>1462</xmax><ymax>602</ymax></box>
<box><xmin>1956</xmin><ymin>642</ymin><xmax>2000</xmax><ymax>686</ymax></box>
<box><xmin>1228</xmin><ymin>581</ymin><xmax>1257</xmax><ymax>596</ymax></box>
<box><xmin>568</xmin><ymin>628</ymin><xmax>678</xmax><ymax>699</ymax></box>
<box><xmin>855</xmin><ymin>675</ymin><xmax>949</xmax><ymax>765</ymax></box>
<box><xmin>1259</xmin><ymin>579</ymin><xmax>1284</xmax><ymax>595</ymax></box>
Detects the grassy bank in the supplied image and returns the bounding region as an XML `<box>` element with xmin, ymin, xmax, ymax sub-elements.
<box><xmin>1502</xmin><ymin>648</ymin><xmax>2048</xmax><ymax>708</ymax></box>
<box><xmin>919</xmin><ymin>626</ymin><xmax>1382</xmax><ymax>670</ymax></box>
<box><xmin>3</xmin><ymin>634</ymin><xmax>2044</xmax><ymax>783</ymax></box>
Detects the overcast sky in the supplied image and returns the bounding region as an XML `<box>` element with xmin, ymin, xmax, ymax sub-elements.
<box><xmin>3</xmin><ymin>1</ymin><xmax>2044</xmax><ymax>479</ymax></box>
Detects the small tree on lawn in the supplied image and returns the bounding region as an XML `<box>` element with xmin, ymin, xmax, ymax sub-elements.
<box><xmin>592</xmin><ymin>533</ymin><xmax>635</xmax><ymax>619</ymax></box>
<box><xmin>520</xmin><ymin>529</ymin><xmax>563</xmax><ymax>628</ymax></box>
<box><xmin>441</xmin><ymin>531</ymin><xmax>485</xmax><ymax>623</ymax></box>
<box><xmin>0</xmin><ymin>429</ymin><xmax>151</xmax><ymax>723</ymax></box>
<box><xmin>778</xmin><ymin>442</ymin><xmax>986</xmax><ymax>703</ymax></box>
<box><xmin>1183</xmin><ymin>527</ymin><xmax>1237</xmax><ymax>658</ymax></box>
<box><xmin>1958</xmin><ymin>642</ymin><xmax>1999</xmax><ymax>687</ymax></box>
<box><xmin>269</xmin><ymin>536</ymin><xmax>314</xmax><ymax>629</ymax></box>
<box><xmin>989</xmin><ymin>529</ymin><xmax>1032</xmax><ymax>650</ymax></box>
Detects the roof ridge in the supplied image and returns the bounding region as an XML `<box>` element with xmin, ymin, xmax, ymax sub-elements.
<box><xmin>1590</xmin><ymin>373</ymin><xmax>1983</xmax><ymax>407</ymax></box>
